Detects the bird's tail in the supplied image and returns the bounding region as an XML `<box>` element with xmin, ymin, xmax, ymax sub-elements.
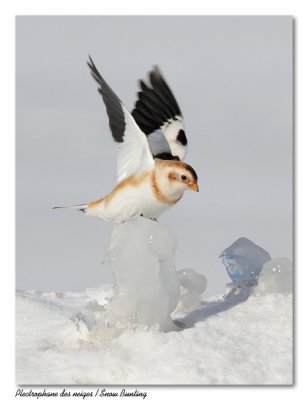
<box><xmin>52</xmin><ymin>203</ymin><xmax>88</xmax><ymax>213</ymax></box>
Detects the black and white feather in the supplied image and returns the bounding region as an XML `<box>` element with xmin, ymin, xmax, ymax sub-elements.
<box><xmin>87</xmin><ymin>57</ymin><xmax>155</xmax><ymax>183</ymax></box>
<box><xmin>132</xmin><ymin>66</ymin><xmax>187</xmax><ymax>161</ymax></box>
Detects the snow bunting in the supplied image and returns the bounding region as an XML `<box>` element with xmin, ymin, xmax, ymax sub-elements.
<box><xmin>54</xmin><ymin>57</ymin><xmax>198</xmax><ymax>223</ymax></box>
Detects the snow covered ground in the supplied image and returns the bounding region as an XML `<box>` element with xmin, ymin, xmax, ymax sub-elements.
<box><xmin>16</xmin><ymin>286</ymin><xmax>292</xmax><ymax>385</ymax></box>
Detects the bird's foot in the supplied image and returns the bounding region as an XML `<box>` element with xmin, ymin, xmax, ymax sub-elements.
<box><xmin>139</xmin><ymin>214</ymin><xmax>158</xmax><ymax>222</ymax></box>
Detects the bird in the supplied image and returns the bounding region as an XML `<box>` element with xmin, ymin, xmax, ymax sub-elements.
<box><xmin>53</xmin><ymin>57</ymin><xmax>199</xmax><ymax>223</ymax></box>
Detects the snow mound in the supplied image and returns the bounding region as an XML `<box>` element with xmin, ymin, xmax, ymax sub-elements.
<box><xmin>16</xmin><ymin>288</ymin><xmax>292</xmax><ymax>385</ymax></box>
<box><xmin>16</xmin><ymin>223</ymin><xmax>292</xmax><ymax>385</ymax></box>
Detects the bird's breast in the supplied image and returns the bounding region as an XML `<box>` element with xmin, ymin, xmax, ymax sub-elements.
<box><xmin>87</xmin><ymin>171</ymin><xmax>181</xmax><ymax>222</ymax></box>
<box><xmin>106</xmin><ymin>179</ymin><xmax>172</xmax><ymax>220</ymax></box>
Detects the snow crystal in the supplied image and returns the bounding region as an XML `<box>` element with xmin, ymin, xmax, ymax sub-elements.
<box><xmin>256</xmin><ymin>257</ymin><xmax>293</xmax><ymax>295</ymax></box>
<box><xmin>220</xmin><ymin>237</ymin><xmax>271</xmax><ymax>285</ymax></box>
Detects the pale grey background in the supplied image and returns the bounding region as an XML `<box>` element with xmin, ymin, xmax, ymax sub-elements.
<box><xmin>16</xmin><ymin>16</ymin><xmax>293</xmax><ymax>296</ymax></box>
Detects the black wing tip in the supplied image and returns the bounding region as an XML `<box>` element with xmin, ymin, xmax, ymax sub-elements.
<box><xmin>139</xmin><ymin>79</ymin><xmax>149</xmax><ymax>92</ymax></box>
<box><xmin>150</xmin><ymin>65</ymin><xmax>163</xmax><ymax>80</ymax></box>
<box><xmin>87</xmin><ymin>56</ymin><xmax>104</xmax><ymax>85</ymax></box>
<box><xmin>86</xmin><ymin>56</ymin><xmax>126</xmax><ymax>143</ymax></box>
<box><xmin>132</xmin><ymin>64</ymin><xmax>183</xmax><ymax>137</ymax></box>
<box><xmin>87</xmin><ymin>54</ymin><xmax>95</xmax><ymax>71</ymax></box>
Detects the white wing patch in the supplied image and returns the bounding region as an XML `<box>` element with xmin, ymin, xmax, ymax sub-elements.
<box><xmin>162</xmin><ymin>117</ymin><xmax>187</xmax><ymax>161</ymax></box>
<box><xmin>117</xmin><ymin>106</ymin><xmax>155</xmax><ymax>183</ymax></box>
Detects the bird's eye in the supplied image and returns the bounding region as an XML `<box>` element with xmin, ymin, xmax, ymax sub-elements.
<box><xmin>181</xmin><ymin>175</ymin><xmax>187</xmax><ymax>180</ymax></box>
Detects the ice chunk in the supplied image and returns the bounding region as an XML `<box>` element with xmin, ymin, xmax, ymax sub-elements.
<box><xmin>220</xmin><ymin>237</ymin><xmax>271</xmax><ymax>285</ymax></box>
<box><xmin>104</xmin><ymin>217</ymin><xmax>180</xmax><ymax>331</ymax></box>
<box><xmin>176</xmin><ymin>268</ymin><xmax>207</xmax><ymax>312</ymax></box>
<box><xmin>257</xmin><ymin>257</ymin><xmax>293</xmax><ymax>295</ymax></box>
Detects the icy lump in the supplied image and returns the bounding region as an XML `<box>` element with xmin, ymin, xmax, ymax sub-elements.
<box><xmin>176</xmin><ymin>268</ymin><xmax>207</xmax><ymax>312</ymax></box>
<box><xmin>257</xmin><ymin>257</ymin><xmax>293</xmax><ymax>295</ymax></box>
<box><xmin>220</xmin><ymin>237</ymin><xmax>293</xmax><ymax>296</ymax></box>
<box><xmin>220</xmin><ymin>237</ymin><xmax>271</xmax><ymax>286</ymax></box>
<box><xmin>104</xmin><ymin>217</ymin><xmax>182</xmax><ymax>331</ymax></box>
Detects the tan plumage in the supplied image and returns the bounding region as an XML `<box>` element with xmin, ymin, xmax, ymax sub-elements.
<box><xmin>82</xmin><ymin>159</ymin><xmax>198</xmax><ymax>223</ymax></box>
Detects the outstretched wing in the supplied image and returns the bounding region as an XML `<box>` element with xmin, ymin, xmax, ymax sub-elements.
<box><xmin>87</xmin><ymin>57</ymin><xmax>155</xmax><ymax>183</ymax></box>
<box><xmin>132</xmin><ymin>66</ymin><xmax>187</xmax><ymax>161</ymax></box>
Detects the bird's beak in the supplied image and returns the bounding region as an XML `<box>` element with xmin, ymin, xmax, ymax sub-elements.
<box><xmin>188</xmin><ymin>182</ymin><xmax>199</xmax><ymax>192</ymax></box>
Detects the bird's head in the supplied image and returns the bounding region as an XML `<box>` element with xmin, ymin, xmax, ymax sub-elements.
<box><xmin>168</xmin><ymin>162</ymin><xmax>199</xmax><ymax>192</ymax></box>
<box><xmin>155</xmin><ymin>160</ymin><xmax>199</xmax><ymax>199</ymax></box>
